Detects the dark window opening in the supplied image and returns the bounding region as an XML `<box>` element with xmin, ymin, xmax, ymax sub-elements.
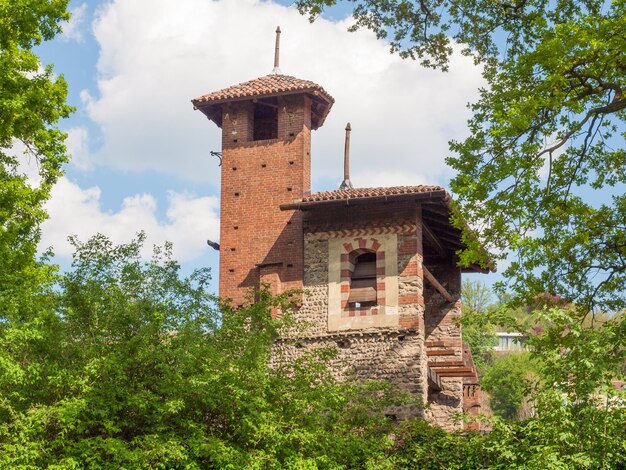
<box><xmin>348</xmin><ymin>252</ymin><xmax>377</xmax><ymax>308</ymax></box>
<box><xmin>253</xmin><ymin>99</ymin><xmax>278</xmax><ymax>141</ymax></box>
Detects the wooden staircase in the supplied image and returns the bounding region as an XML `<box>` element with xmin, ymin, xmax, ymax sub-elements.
<box><xmin>426</xmin><ymin>340</ymin><xmax>479</xmax><ymax>389</ymax></box>
<box><xmin>426</xmin><ymin>340</ymin><xmax>481</xmax><ymax>430</ymax></box>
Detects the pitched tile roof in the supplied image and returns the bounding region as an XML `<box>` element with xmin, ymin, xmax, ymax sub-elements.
<box><xmin>282</xmin><ymin>185</ymin><xmax>495</xmax><ymax>273</ymax></box>
<box><xmin>192</xmin><ymin>74</ymin><xmax>334</xmax><ymax>106</ymax></box>
<box><xmin>299</xmin><ymin>186</ymin><xmax>449</xmax><ymax>203</ymax></box>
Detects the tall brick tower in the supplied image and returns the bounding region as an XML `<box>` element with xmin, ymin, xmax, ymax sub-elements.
<box><xmin>191</xmin><ymin>29</ymin><xmax>334</xmax><ymax>306</ymax></box>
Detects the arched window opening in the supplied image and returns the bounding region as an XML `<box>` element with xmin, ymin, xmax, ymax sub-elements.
<box><xmin>348</xmin><ymin>252</ymin><xmax>377</xmax><ymax>308</ymax></box>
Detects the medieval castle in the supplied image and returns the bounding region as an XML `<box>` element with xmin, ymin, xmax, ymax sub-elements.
<box><xmin>191</xmin><ymin>28</ymin><xmax>489</xmax><ymax>431</ymax></box>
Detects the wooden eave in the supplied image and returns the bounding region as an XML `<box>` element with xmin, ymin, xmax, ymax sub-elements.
<box><xmin>193</xmin><ymin>89</ymin><xmax>333</xmax><ymax>130</ymax></box>
<box><xmin>282</xmin><ymin>193</ymin><xmax>492</xmax><ymax>273</ymax></box>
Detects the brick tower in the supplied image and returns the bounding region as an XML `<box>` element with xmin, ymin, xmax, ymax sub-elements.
<box><xmin>191</xmin><ymin>29</ymin><xmax>334</xmax><ymax>305</ymax></box>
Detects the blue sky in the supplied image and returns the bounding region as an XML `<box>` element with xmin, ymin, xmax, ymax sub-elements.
<box><xmin>33</xmin><ymin>0</ymin><xmax>492</xmax><ymax>293</ymax></box>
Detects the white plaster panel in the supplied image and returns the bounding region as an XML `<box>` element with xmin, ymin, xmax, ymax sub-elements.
<box><xmin>328</xmin><ymin>234</ymin><xmax>399</xmax><ymax>331</ymax></box>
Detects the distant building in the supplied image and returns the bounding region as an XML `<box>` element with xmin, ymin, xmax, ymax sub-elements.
<box><xmin>494</xmin><ymin>332</ymin><xmax>526</xmax><ymax>352</ymax></box>
<box><xmin>191</xmin><ymin>28</ymin><xmax>494</xmax><ymax>431</ymax></box>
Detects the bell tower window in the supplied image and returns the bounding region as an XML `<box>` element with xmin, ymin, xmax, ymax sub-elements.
<box><xmin>348</xmin><ymin>251</ymin><xmax>377</xmax><ymax>307</ymax></box>
<box><xmin>252</xmin><ymin>98</ymin><xmax>278</xmax><ymax>141</ymax></box>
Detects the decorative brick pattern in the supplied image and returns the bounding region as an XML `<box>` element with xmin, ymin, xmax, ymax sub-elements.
<box><xmin>305</xmin><ymin>224</ymin><xmax>416</xmax><ymax>240</ymax></box>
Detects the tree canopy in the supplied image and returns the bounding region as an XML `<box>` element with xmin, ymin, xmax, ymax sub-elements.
<box><xmin>1</xmin><ymin>234</ymin><xmax>624</xmax><ymax>469</ymax></box>
<box><xmin>1</xmin><ymin>2</ymin><xmax>624</xmax><ymax>468</ymax></box>
<box><xmin>296</xmin><ymin>0</ymin><xmax>626</xmax><ymax>312</ymax></box>
<box><xmin>0</xmin><ymin>234</ymin><xmax>401</xmax><ymax>468</ymax></box>
<box><xmin>0</xmin><ymin>0</ymin><xmax>72</xmax><ymax>310</ymax></box>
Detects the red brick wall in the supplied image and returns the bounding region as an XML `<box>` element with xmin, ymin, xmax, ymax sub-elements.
<box><xmin>218</xmin><ymin>95</ymin><xmax>312</xmax><ymax>305</ymax></box>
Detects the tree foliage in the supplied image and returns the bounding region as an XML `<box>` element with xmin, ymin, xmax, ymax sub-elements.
<box><xmin>0</xmin><ymin>234</ymin><xmax>400</xmax><ymax>468</ymax></box>
<box><xmin>0</xmin><ymin>0</ymin><xmax>72</xmax><ymax>309</ymax></box>
<box><xmin>448</xmin><ymin>5</ymin><xmax>626</xmax><ymax>312</ymax></box>
<box><xmin>296</xmin><ymin>0</ymin><xmax>626</xmax><ymax>312</ymax></box>
<box><xmin>1</xmin><ymin>2</ymin><xmax>624</xmax><ymax>468</ymax></box>
<box><xmin>460</xmin><ymin>280</ymin><xmax>497</xmax><ymax>374</ymax></box>
<box><xmin>481</xmin><ymin>352</ymin><xmax>539</xmax><ymax>419</ymax></box>
<box><xmin>2</xmin><ymin>235</ymin><xmax>622</xmax><ymax>468</ymax></box>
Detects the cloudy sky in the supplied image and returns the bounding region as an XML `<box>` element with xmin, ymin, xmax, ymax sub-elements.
<box><xmin>35</xmin><ymin>0</ymin><xmax>488</xmax><ymax>292</ymax></box>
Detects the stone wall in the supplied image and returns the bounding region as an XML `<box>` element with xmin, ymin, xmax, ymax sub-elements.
<box><xmin>272</xmin><ymin>203</ymin><xmax>465</xmax><ymax>430</ymax></box>
<box><xmin>424</xmin><ymin>262</ymin><xmax>464</xmax><ymax>429</ymax></box>
<box><xmin>274</xmin><ymin>329</ymin><xmax>425</xmax><ymax>420</ymax></box>
<box><xmin>275</xmin><ymin>209</ymin><xmax>429</xmax><ymax>419</ymax></box>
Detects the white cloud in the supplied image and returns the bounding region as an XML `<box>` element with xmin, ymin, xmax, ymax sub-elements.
<box><xmin>65</xmin><ymin>127</ymin><xmax>93</xmax><ymax>170</ymax></box>
<box><xmin>41</xmin><ymin>177</ymin><xmax>220</xmax><ymax>262</ymax></box>
<box><xmin>82</xmin><ymin>0</ymin><xmax>484</xmax><ymax>188</ymax></box>
<box><xmin>61</xmin><ymin>3</ymin><xmax>88</xmax><ymax>43</ymax></box>
<box><xmin>7</xmin><ymin>139</ymin><xmax>45</xmax><ymax>187</ymax></box>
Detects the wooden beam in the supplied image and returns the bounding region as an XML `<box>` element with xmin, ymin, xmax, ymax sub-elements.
<box><xmin>435</xmin><ymin>234</ymin><xmax>464</xmax><ymax>247</ymax></box>
<box><xmin>252</xmin><ymin>99</ymin><xmax>279</xmax><ymax>109</ymax></box>
<box><xmin>425</xmin><ymin>339</ymin><xmax>462</xmax><ymax>348</ymax></box>
<box><xmin>437</xmin><ymin>371</ymin><xmax>479</xmax><ymax>378</ymax></box>
<box><xmin>423</xmin><ymin>266</ymin><xmax>454</xmax><ymax>303</ymax></box>
<box><xmin>416</xmin><ymin>203</ymin><xmax>424</xmax><ymax>260</ymax></box>
<box><xmin>426</xmin><ymin>349</ymin><xmax>456</xmax><ymax>356</ymax></box>
<box><xmin>421</xmin><ymin>203</ymin><xmax>450</xmax><ymax>217</ymax></box>
<box><xmin>428</xmin><ymin>367</ymin><xmax>442</xmax><ymax>391</ymax></box>
<box><xmin>422</xmin><ymin>221</ymin><xmax>447</xmax><ymax>257</ymax></box>
<box><xmin>431</xmin><ymin>367</ymin><xmax>474</xmax><ymax>374</ymax></box>
<box><xmin>428</xmin><ymin>360</ymin><xmax>467</xmax><ymax>368</ymax></box>
<box><xmin>420</xmin><ymin>216</ymin><xmax>459</xmax><ymax>232</ymax></box>
<box><xmin>421</xmin><ymin>222</ymin><xmax>462</xmax><ymax>239</ymax></box>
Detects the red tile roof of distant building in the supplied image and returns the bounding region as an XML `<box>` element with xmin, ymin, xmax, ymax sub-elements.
<box><xmin>192</xmin><ymin>74</ymin><xmax>334</xmax><ymax>106</ymax></box>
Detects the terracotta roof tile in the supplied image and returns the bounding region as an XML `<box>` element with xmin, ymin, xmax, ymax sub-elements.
<box><xmin>300</xmin><ymin>186</ymin><xmax>448</xmax><ymax>203</ymax></box>
<box><xmin>192</xmin><ymin>74</ymin><xmax>334</xmax><ymax>105</ymax></box>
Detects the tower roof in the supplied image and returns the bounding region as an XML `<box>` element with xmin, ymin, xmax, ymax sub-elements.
<box><xmin>192</xmin><ymin>74</ymin><xmax>334</xmax><ymax>130</ymax></box>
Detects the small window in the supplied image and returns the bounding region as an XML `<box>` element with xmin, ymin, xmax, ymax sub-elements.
<box><xmin>253</xmin><ymin>99</ymin><xmax>278</xmax><ymax>141</ymax></box>
<box><xmin>348</xmin><ymin>252</ymin><xmax>377</xmax><ymax>308</ymax></box>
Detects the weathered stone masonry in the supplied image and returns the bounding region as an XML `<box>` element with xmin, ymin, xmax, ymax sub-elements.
<box><xmin>276</xmin><ymin>215</ymin><xmax>429</xmax><ymax>420</ymax></box>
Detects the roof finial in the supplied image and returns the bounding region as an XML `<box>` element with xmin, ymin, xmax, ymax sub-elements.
<box><xmin>339</xmin><ymin>122</ymin><xmax>353</xmax><ymax>190</ymax></box>
<box><xmin>273</xmin><ymin>26</ymin><xmax>282</xmax><ymax>74</ymax></box>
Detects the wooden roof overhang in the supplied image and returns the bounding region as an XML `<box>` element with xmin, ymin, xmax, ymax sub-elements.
<box><xmin>192</xmin><ymin>90</ymin><xmax>333</xmax><ymax>130</ymax></box>
<box><xmin>281</xmin><ymin>190</ymin><xmax>494</xmax><ymax>274</ymax></box>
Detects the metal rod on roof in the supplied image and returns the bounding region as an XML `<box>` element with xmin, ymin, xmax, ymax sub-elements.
<box><xmin>339</xmin><ymin>122</ymin><xmax>353</xmax><ymax>190</ymax></box>
<box><xmin>273</xmin><ymin>26</ymin><xmax>282</xmax><ymax>74</ymax></box>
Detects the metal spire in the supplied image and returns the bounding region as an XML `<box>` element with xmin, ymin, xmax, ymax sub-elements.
<box><xmin>339</xmin><ymin>122</ymin><xmax>353</xmax><ymax>190</ymax></box>
<box><xmin>272</xmin><ymin>26</ymin><xmax>282</xmax><ymax>74</ymax></box>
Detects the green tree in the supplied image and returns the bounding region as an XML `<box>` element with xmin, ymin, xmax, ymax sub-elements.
<box><xmin>296</xmin><ymin>0</ymin><xmax>626</xmax><ymax>312</ymax></box>
<box><xmin>0</xmin><ymin>0</ymin><xmax>73</xmax><ymax>314</ymax></box>
<box><xmin>0</xmin><ymin>234</ymin><xmax>400</xmax><ymax>468</ymax></box>
<box><xmin>460</xmin><ymin>280</ymin><xmax>497</xmax><ymax>374</ymax></box>
<box><xmin>482</xmin><ymin>308</ymin><xmax>626</xmax><ymax>468</ymax></box>
<box><xmin>481</xmin><ymin>352</ymin><xmax>538</xmax><ymax>419</ymax></box>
